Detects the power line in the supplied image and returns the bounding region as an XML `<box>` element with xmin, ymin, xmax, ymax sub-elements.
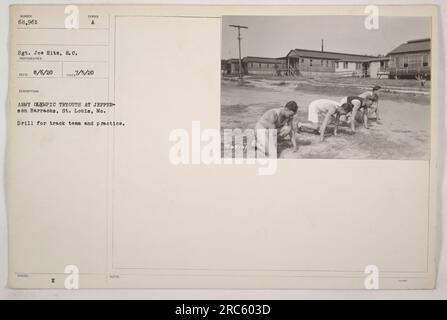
<box><xmin>229</xmin><ymin>24</ymin><xmax>248</xmax><ymax>83</ymax></box>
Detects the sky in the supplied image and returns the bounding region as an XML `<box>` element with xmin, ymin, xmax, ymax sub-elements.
<box><xmin>221</xmin><ymin>16</ymin><xmax>431</xmax><ymax>59</ymax></box>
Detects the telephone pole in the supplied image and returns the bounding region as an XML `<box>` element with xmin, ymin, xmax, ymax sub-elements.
<box><xmin>229</xmin><ymin>24</ymin><xmax>248</xmax><ymax>84</ymax></box>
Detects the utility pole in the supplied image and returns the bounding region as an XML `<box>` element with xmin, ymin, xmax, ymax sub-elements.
<box><xmin>229</xmin><ymin>24</ymin><xmax>248</xmax><ymax>84</ymax></box>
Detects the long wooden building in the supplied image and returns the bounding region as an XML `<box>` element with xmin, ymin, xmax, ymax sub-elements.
<box><xmin>221</xmin><ymin>56</ymin><xmax>287</xmax><ymax>76</ymax></box>
<box><xmin>222</xmin><ymin>51</ymin><xmax>390</xmax><ymax>79</ymax></box>
<box><xmin>284</xmin><ymin>49</ymin><xmax>387</xmax><ymax>77</ymax></box>
<box><xmin>222</xmin><ymin>38</ymin><xmax>432</xmax><ymax>80</ymax></box>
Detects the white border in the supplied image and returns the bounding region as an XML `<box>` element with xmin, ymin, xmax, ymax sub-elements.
<box><xmin>0</xmin><ymin>0</ymin><xmax>445</xmax><ymax>299</ymax></box>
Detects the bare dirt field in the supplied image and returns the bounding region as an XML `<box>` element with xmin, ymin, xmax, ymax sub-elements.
<box><xmin>221</xmin><ymin>78</ymin><xmax>430</xmax><ymax>160</ymax></box>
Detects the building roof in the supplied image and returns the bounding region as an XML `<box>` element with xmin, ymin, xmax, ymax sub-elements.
<box><xmin>364</xmin><ymin>57</ymin><xmax>390</xmax><ymax>62</ymax></box>
<box><xmin>242</xmin><ymin>56</ymin><xmax>286</xmax><ymax>64</ymax></box>
<box><xmin>387</xmin><ymin>38</ymin><xmax>431</xmax><ymax>55</ymax></box>
<box><xmin>286</xmin><ymin>48</ymin><xmax>377</xmax><ymax>62</ymax></box>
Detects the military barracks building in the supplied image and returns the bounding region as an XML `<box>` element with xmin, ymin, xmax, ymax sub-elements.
<box><xmin>222</xmin><ymin>38</ymin><xmax>430</xmax><ymax>80</ymax></box>
<box><xmin>387</xmin><ymin>38</ymin><xmax>431</xmax><ymax>79</ymax></box>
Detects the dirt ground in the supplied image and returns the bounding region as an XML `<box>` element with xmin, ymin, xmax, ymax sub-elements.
<box><xmin>243</xmin><ymin>74</ymin><xmax>431</xmax><ymax>90</ymax></box>
<box><xmin>221</xmin><ymin>79</ymin><xmax>430</xmax><ymax>160</ymax></box>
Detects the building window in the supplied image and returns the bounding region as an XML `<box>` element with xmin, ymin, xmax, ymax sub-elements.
<box><xmin>422</xmin><ymin>54</ymin><xmax>429</xmax><ymax>67</ymax></box>
<box><xmin>301</xmin><ymin>58</ymin><xmax>304</xmax><ymax>63</ymax></box>
<box><xmin>321</xmin><ymin>60</ymin><xmax>323</xmax><ymax>65</ymax></box>
<box><xmin>398</xmin><ymin>56</ymin><xmax>405</xmax><ymax>68</ymax></box>
<box><xmin>310</xmin><ymin>59</ymin><xmax>313</xmax><ymax>67</ymax></box>
<box><xmin>259</xmin><ymin>63</ymin><xmax>262</xmax><ymax>68</ymax></box>
<box><xmin>326</xmin><ymin>60</ymin><xmax>329</xmax><ymax>67</ymax></box>
<box><xmin>343</xmin><ymin>62</ymin><xmax>348</xmax><ymax>69</ymax></box>
<box><xmin>250</xmin><ymin>63</ymin><xmax>253</xmax><ymax>68</ymax></box>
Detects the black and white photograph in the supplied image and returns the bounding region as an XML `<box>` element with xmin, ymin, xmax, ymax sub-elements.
<box><xmin>221</xmin><ymin>16</ymin><xmax>431</xmax><ymax>159</ymax></box>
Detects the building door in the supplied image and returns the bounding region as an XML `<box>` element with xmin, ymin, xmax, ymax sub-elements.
<box><xmin>363</xmin><ymin>63</ymin><xmax>369</xmax><ymax>77</ymax></box>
